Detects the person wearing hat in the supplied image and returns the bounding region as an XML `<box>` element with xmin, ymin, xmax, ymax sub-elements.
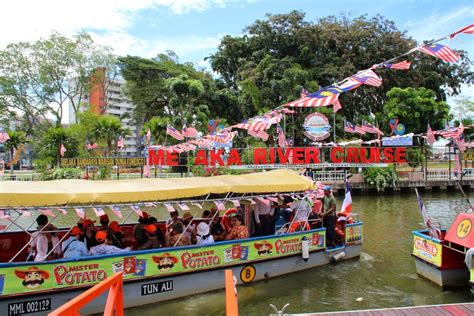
<box><xmin>28</xmin><ymin>215</ymin><xmax>61</xmax><ymax>262</ymax></box>
<box><xmin>108</xmin><ymin>221</ymin><xmax>124</xmax><ymax>248</ymax></box>
<box><xmin>99</xmin><ymin>214</ymin><xmax>110</xmax><ymax>229</ymax></box>
<box><xmin>133</xmin><ymin>212</ymin><xmax>150</xmax><ymax>248</ymax></box>
<box><xmin>196</xmin><ymin>222</ymin><xmax>214</xmax><ymax>246</ymax></box>
<box><xmin>182</xmin><ymin>212</ymin><xmax>196</xmax><ymax>243</ymax></box>
<box><xmin>62</xmin><ymin>226</ymin><xmax>88</xmax><ymax>259</ymax></box>
<box><xmin>138</xmin><ymin>224</ymin><xmax>162</xmax><ymax>250</ymax></box>
<box><xmin>322</xmin><ymin>185</ymin><xmax>337</xmax><ymax>247</ymax></box>
<box><xmin>89</xmin><ymin>230</ymin><xmax>130</xmax><ymax>255</ymax></box>
<box><xmin>80</xmin><ymin>218</ymin><xmax>98</xmax><ymax>250</ymax></box>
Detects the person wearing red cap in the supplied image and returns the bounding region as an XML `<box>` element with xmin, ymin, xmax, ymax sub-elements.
<box><xmin>138</xmin><ymin>225</ymin><xmax>162</xmax><ymax>250</ymax></box>
<box><xmin>108</xmin><ymin>221</ymin><xmax>124</xmax><ymax>248</ymax></box>
<box><xmin>99</xmin><ymin>214</ymin><xmax>110</xmax><ymax>229</ymax></box>
<box><xmin>133</xmin><ymin>212</ymin><xmax>150</xmax><ymax>248</ymax></box>
<box><xmin>62</xmin><ymin>226</ymin><xmax>88</xmax><ymax>259</ymax></box>
<box><xmin>79</xmin><ymin>219</ymin><xmax>97</xmax><ymax>250</ymax></box>
<box><xmin>89</xmin><ymin>230</ymin><xmax>130</xmax><ymax>255</ymax></box>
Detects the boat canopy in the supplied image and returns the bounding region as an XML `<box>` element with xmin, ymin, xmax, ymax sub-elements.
<box><xmin>0</xmin><ymin>169</ymin><xmax>314</xmax><ymax>207</ymax></box>
<box><xmin>444</xmin><ymin>212</ymin><xmax>474</xmax><ymax>248</ymax></box>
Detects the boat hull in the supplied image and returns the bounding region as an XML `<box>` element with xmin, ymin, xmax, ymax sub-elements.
<box><xmin>414</xmin><ymin>257</ymin><xmax>469</xmax><ymax>288</ymax></box>
<box><xmin>0</xmin><ymin>243</ymin><xmax>361</xmax><ymax>315</ymax></box>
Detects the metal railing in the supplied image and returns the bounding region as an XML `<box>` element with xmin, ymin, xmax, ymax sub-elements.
<box><xmin>426</xmin><ymin>168</ymin><xmax>474</xmax><ymax>180</ymax></box>
<box><xmin>306</xmin><ymin>171</ymin><xmax>345</xmax><ymax>183</ymax></box>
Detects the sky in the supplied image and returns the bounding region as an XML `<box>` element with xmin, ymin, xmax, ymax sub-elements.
<box><xmin>1</xmin><ymin>0</ymin><xmax>473</xmax><ymax>103</ymax></box>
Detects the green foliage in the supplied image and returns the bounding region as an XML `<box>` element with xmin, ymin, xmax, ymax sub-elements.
<box><xmin>92</xmin><ymin>115</ymin><xmax>130</xmax><ymax>155</ymax></box>
<box><xmin>35</xmin><ymin>127</ymin><xmax>79</xmax><ymax>167</ymax></box>
<box><xmin>362</xmin><ymin>166</ymin><xmax>398</xmax><ymax>191</ymax></box>
<box><xmin>406</xmin><ymin>147</ymin><xmax>425</xmax><ymax>169</ymax></box>
<box><xmin>40</xmin><ymin>168</ymin><xmax>83</xmax><ymax>180</ymax></box>
<box><xmin>4</xmin><ymin>130</ymin><xmax>27</xmax><ymax>174</ymax></box>
<box><xmin>382</xmin><ymin>87</ymin><xmax>451</xmax><ymax>133</ymax></box>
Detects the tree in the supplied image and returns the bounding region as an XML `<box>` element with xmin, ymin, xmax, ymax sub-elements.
<box><xmin>143</xmin><ymin>116</ymin><xmax>170</xmax><ymax>145</ymax></box>
<box><xmin>4</xmin><ymin>131</ymin><xmax>27</xmax><ymax>174</ymax></box>
<box><xmin>36</xmin><ymin>127</ymin><xmax>80</xmax><ymax>168</ymax></box>
<box><xmin>209</xmin><ymin>12</ymin><xmax>473</xmax><ymax>125</ymax></box>
<box><xmin>0</xmin><ymin>32</ymin><xmax>117</xmax><ymax>127</ymax></box>
<box><xmin>92</xmin><ymin>115</ymin><xmax>129</xmax><ymax>155</ymax></box>
<box><xmin>382</xmin><ymin>87</ymin><xmax>451</xmax><ymax>134</ymax></box>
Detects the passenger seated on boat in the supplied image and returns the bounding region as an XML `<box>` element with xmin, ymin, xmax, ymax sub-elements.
<box><xmin>165</xmin><ymin>211</ymin><xmax>181</xmax><ymax>232</ymax></box>
<box><xmin>196</xmin><ymin>222</ymin><xmax>215</xmax><ymax>246</ymax></box>
<box><xmin>99</xmin><ymin>214</ymin><xmax>110</xmax><ymax>230</ymax></box>
<box><xmin>62</xmin><ymin>226</ymin><xmax>88</xmax><ymax>259</ymax></box>
<box><xmin>28</xmin><ymin>215</ymin><xmax>61</xmax><ymax>262</ymax></box>
<box><xmin>80</xmin><ymin>219</ymin><xmax>98</xmax><ymax>250</ymax></box>
<box><xmin>225</xmin><ymin>214</ymin><xmax>249</xmax><ymax>240</ymax></box>
<box><xmin>146</xmin><ymin>217</ymin><xmax>166</xmax><ymax>247</ymax></box>
<box><xmin>108</xmin><ymin>221</ymin><xmax>124</xmax><ymax>248</ymax></box>
<box><xmin>133</xmin><ymin>212</ymin><xmax>150</xmax><ymax>248</ymax></box>
<box><xmin>308</xmin><ymin>198</ymin><xmax>323</xmax><ymax>229</ymax></box>
<box><xmin>202</xmin><ymin>210</ymin><xmax>211</xmax><ymax>218</ymax></box>
<box><xmin>138</xmin><ymin>225</ymin><xmax>163</xmax><ymax>250</ymax></box>
<box><xmin>168</xmin><ymin>222</ymin><xmax>191</xmax><ymax>247</ymax></box>
<box><xmin>209</xmin><ymin>209</ymin><xmax>226</xmax><ymax>241</ymax></box>
<box><xmin>182</xmin><ymin>212</ymin><xmax>197</xmax><ymax>243</ymax></box>
<box><xmin>89</xmin><ymin>231</ymin><xmax>131</xmax><ymax>255</ymax></box>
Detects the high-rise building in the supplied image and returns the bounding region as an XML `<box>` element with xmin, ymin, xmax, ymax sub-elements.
<box><xmin>68</xmin><ymin>68</ymin><xmax>140</xmax><ymax>156</ymax></box>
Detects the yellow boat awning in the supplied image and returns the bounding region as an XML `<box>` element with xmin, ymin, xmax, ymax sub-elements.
<box><xmin>0</xmin><ymin>170</ymin><xmax>314</xmax><ymax>207</ymax></box>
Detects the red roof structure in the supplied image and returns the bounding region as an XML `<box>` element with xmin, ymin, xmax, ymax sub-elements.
<box><xmin>444</xmin><ymin>213</ymin><xmax>474</xmax><ymax>248</ymax></box>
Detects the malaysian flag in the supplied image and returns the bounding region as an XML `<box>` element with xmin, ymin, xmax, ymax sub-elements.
<box><xmin>177</xmin><ymin>203</ymin><xmax>190</xmax><ymax>211</ymax></box>
<box><xmin>214</xmin><ymin>201</ymin><xmax>226</xmax><ymax>211</ymax></box>
<box><xmin>418</xmin><ymin>44</ymin><xmax>459</xmax><ymax>63</ymax></box>
<box><xmin>449</xmin><ymin>24</ymin><xmax>474</xmax><ymax>39</ymax></box>
<box><xmin>231</xmin><ymin>200</ymin><xmax>240</xmax><ymax>207</ymax></box>
<box><xmin>344</xmin><ymin>120</ymin><xmax>365</xmax><ymax>135</ymax></box>
<box><xmin>361</xmin><ymin>121</ymin><xmax>383</xmax><ymax>135</ymax></box>
<box><xmin>352</xmin><ymin>69</ymin><xmax>383</xmax><ymax>87</ymax></box>
<box><xmin>40</xmin><ymin>208</ymin><xmax>54</xmax><ymax>217</ymax></box>
<box><xmin>75</xmin><ymin>207</ymin><xmax>85</xmax><ymax>218</ymax></box>
<box><xmin>426</xmin><ymin>124</ymin><xmax>436</xmax><ymax>145</ymax></box>
<box><xmin>60</xmin><ymin>143</ymin><xmax>67</xmax><ymax>157</ymax></box>
<box><xmin>182</xmin><ymin>126</ymin><xmax>199</xmax><ymax>138</ymax></box>
<box><xmin>455</xmin><ymin>134</ymin><xmax>467</xmax><ymax>152</ymax></box>
<box><xmin>164</xmin><ymin>203</ymin><xmax>176</xmax><ymax>213</ymax></box>
<box><xmin>130</xmin><ymin>205</ymin><xmax>143</xmax><ymax>217</ymax></box>
<box><xmin>379</xmin><ymin>60</ymin><xmax>411</xmax><ymax>70</ymax></box>
<box><xmin>109</xmin><ymin>205</ymin><xmax>123</xmax><ymax>218</ymax></box>
<box><xmin>86</xmin><ymin>142</ymin><xmax>98</xmax><ymax>150</ymax></box>
<box><xmin>117</xmin><ymin>136</ymin><xmax>125</xmax><ymax>150</ymax></box>
<box><xmin>145</xmin><ymin>128</ymin><xmax>151</xmax><ymax>143</ymax></box>
<box><xmin>437</xmin><ymin>126</ymin><xmax>462</xmax><ymax>139</ymax></box>
<box><xmin>92</xmin><ymin>207</ymin><xmax>106</xmax><ymax>217</ymax></box>
<box><xmin>56</xmin><ymin>208</ymin><xmax>67</xmax><ymax>215</ymax></box>
<box><xmin>167</xmin><ymin>125</ymin><xmax>184</xmax><ymax>141</ymax></box>
<box><xmin>248</xmin><ymin>130</ymin><xmax>269</xmax><ymax>141</ymax></box>
<box><xmin>415</xmin><ymin>188</ymin><xmax>442</xmax><ymax>239</ymax></box>
<box><xmin>300</xmin><ymin>88</ymin><xmax>310</xmax><ymax>98</ymax></box>
<box><xmin>277</xmin><ymin>125</ymin><xmax>286</xmax><ymax>147</ymax></box>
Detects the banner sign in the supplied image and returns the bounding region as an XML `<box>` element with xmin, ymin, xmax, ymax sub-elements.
<box><xmin>229</xmin><ymin>163</ymin><xmax>388</xmax><ymax>170</ymax></box>
<box><xmin>345</xmin><ymin>223</ymin><xmax>363</xmax><ymax>244</ymax></box>
<box><xmin>412</xmin><ymin>233</ymin><xmax>442</xmax><ymax>267</ymax></box>
<box><xmin>303</xmin><ymin>113</ymin><xmax>331</xmax><ymax>141</ymax></box>
<box><xmin>61</xmin><ymin>157</ymin><xmax>146</xmax><ymax>167</ymax></box>
<box><xmin>382</xmin><ymin>135</ymin><xmax>413</xmax><ymax>147</ymax></box>
<box><xmin>0</xmin><ymin>230</ymin><xmax>326</xmax><ymax>297</ymax></box>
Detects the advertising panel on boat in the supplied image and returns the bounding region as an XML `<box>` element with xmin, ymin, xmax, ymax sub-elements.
<box><xmin>412</xmin><ymin>234</ymin><xmax>442</xmax><ymax>267</ymax></box>
<box><xmin>0</xmin><ymin>230</ymin><xmax>326</xmax><ymax>297</ymax></box>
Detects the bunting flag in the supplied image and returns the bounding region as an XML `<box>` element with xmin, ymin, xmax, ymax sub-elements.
<box><xmin>164</xmin><ymin>203</ymin><xmax>176</xmax><ymax>213</ymax></box>
<box><xmin>379</xmin><ymin>60</ymin><xmax>411</xmax><ymax>70</ymax></box>
<box><xmin>231</xmin><ymin>200</ymin><xmax>240</xmax><ymax>207</ymax></box>
<box><xmin>454</xmin><ymin>151</ymin><xmax>462</xmax><ymax>175</ymax></box>
<box><xmin>130</xmin><ymin>205</ymin><xmax>143</xmax><ymax>217</ymax></box>
<box><xmin>437</xmin><ymin>126</ymin><xmax>462</xmax><ymax>139</ymax></box>
<box><xmin>0</xmin><ymin>210</ymin><xmax>11</xmax><ymax>220</ymax></box>
<box><xmin>361</xmin><ymin>121</ymin><xmax>383</xmax><ymax>135</ymax></box>
<box><xmin>208</xmin><ymin>131</ymin><xmax>237</xmax><ymax>143</ymax></box>
<box><xmin>277</xmin><ymin>125</ymin><xmax>286</xmax><ymax>148</ymax></box>
<box><xmin>182</xmin><ymin>127</ymin><xmax>199</xmax><ymax>138</ymax></box>
<box><xmin>415</xmin><ymin>189</ymin><xmax>442</xmax><ymax>239</ymax></box>
<box><xmin>190</xmin><ymin>138</ymin><xmax>212</xmax><ymax>148</ymax></box>
<box><xmin>86</xmin><ymin>142</ymin><xmax>98</xmax><ymax>150</ymax></box>
<box><xmin>117</xmin><ymin>136</ymin><xmax>125</xmax><ymax>150</ymax></box>
<box><xmin>449</xmin><ymin>24</ymin><xmax>474</xmax><ymax>39</ymax></box>
<box><xmin>191</xmin><ymin>203</ymin><xmax>203</xmax><ymax>209</ymax></box>
<box><xmin>144</xmin><ymin>202</ymin><xmax>157</xmax><ymax>208</ymax></box>
<box><xmin>21</xmin><ymin>210</ymin><xmax>31</xmax><ymax>217</ymax></box>
<box><xmin>0</xmin><ymin>129</ymin><xmax>10</xmax><ymax>143</ymax></box>
<box><xmin>214</xmin><ymin>201</ymin><xmax>226</xmax><ymax>211</ymax></box>
<box><xmin>143</xmin><ymin>165</ymin><xmax>151</xmax><ymax>178</ymax></box>
<box><xmin>232</xmin><ymin>119</ymin><xmax>272</xmax><ymax>132</ymax></box>
<box><xmin>455</xmin><ymin>134</ymin><xmax>467</xmax><ymax>152</ymax></box>
<box><xmin>418</xmin><ymin>43</ymin><xmax>459</xmax><ymax>63</ymax></box>
<box><xmin>40</xmin><ymin>208</ymin><xmax>54</xmax><ymax>217</ymax></box>
<box><xmin>56</xmin><ymin>208</ymin><xmax>67</xmax><ymax>215</ymax></box>
<box><xmin>75</xmin><ymin>207</ymin><xmax>85</xmax><ymax>218</ymax></box>
<box><xmin>146</xmin><ymin>128</ymin><xmax>151</xmax><ymax>143</ymax></box>
<box><xmin>426</xmin><ymin>124</ymin><xmax>436</xmax><ymax>145</ymax></box>
<box><xmin>344</xmin><ymin>120</ymin><xmax>366</xmax><ymax>135</ymax></box>
<box><xmin>177</xmin><ymin>203</ymin><xmax>190</xmax><ymax>211</ymax></box>
<box><xmin>109</xmin><ymin>205</ymin><xmax>123</xmax><ymax>218</ymax></box>
<box><xmin>60</xmin><ymin>143</ymin><xmax>67</xmax><ymax>157</ymax></box>
<box><xmin>340</xmin><ymin>180</ymin><xmax>352</xmax><ymax>216</ymax></box>
<box><xmin>248</xmin><ymin>130</ymin><xmax>269</xmax><ymax>141</ymax></box>
<box><xmin>352</xmin><ymin>69</ymin><xmax>383</xmax><ymax>87</ymax></box>
<box><xmin>285</xmin><ymin>89</ymin><xmax>340</xmax><ymax>108</ymax></box>
<box><xmin>92</xmin><ymin>207</ymin><xmax>106</xmax><ymax>217</ymax></box>
<box><xmin>166</xmin><ymin>125</ymin><xmax>184</xmax><ymax>141</ymax></box>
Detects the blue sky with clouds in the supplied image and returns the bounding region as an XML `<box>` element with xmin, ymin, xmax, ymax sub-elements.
<box><xmin>0</xmin><ymin>0</ymin><xmax>473</xmax><ymax>100</ymax></box>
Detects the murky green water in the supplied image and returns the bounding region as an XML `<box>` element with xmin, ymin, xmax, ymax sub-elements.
<box><xmin>127</xmin><ymin>191</ymin><xmax>473</xmax><ymax>315</ymax></box>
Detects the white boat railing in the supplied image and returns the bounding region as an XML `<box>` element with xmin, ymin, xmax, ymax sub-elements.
<box><xmin>306</xmin><ymin>171</ymin><xmax>346</xmax><ymax>183</ymax></box>
<box><xmin>426</xmin><ymin>168</ymin><xmax>474</xmax><ymax>180</ymax></box>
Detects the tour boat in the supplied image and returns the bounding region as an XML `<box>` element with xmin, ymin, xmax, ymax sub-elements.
<box><xmin>412</xmin><ymin>211</ymin><xmax>474</xmax><ymax>292</ymax></box>
<box><xmin>0</xmin><ymin>170</ymin><xmax>363</xmax><ymax>315</ymax></box>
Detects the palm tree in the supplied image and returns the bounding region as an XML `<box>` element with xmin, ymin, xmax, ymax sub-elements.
<box><xmin>92</xmin><ymin>116</ymin><xmax>129</xmax><ymax>155</ymax></box>
<box><xmin>4</xmin><ymin>131</ymin><xmax>27</xmax><ymax>174</ymax></box>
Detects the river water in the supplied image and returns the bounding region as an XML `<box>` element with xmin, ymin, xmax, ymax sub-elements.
<box><xmin>127</xmin><ymin>191</ymin><xmax>473</xmax><ymax>315</ymax></box>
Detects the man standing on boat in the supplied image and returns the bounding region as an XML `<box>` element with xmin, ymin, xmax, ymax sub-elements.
<box><xmin>322</xmin><ymin>186</ymin><xmax>337</xmax><ymax>247</ymax></box>
<box><xmin>254</xmin><ymin>198</ymin><xmax>275</xmax><ymax>236</ymax></box>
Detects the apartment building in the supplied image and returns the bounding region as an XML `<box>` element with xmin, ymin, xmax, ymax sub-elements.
<box><xmin>68</xmin><ymin>69</ymin><xmax>140</xmax><ymax>156</ymax></box>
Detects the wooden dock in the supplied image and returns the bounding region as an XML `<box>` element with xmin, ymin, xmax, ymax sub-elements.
<box><xmin>298</xmin><ymin>302</ymin><xmax>474</xmax><ymax>316</ymax></box>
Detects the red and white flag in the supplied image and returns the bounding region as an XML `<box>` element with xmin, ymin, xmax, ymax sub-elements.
<box><xmin>130</xmin><ymin>205</ymin><xmax>143</xmax><ymax>217</ymax></box>
<box><xmin>56</xmin><ymin>208</ymin><xmax>67</xmax><ymax>215</ymax></box>
<box><xmin>277</xmin><ymin>125</ymin><xmax>286</xmax><ymax>148</ymax></box>
<box><xmin>214</xmin><ymin>201</ymin><xmax>226</xmax><ymax>211</ymax></box>
<box><xmin>231</xmin><ymin>200</ymin><xmax>240</xmax><ymax>207</ymax></box>
<box><xmin>86</xmin><ymin>142</ymin><xmax>98</xmax><ymax>150</ymax></box>
<box><xmin>182</xmin><ymin>127</ymin><xmax>199</xmax><ymax>138</ymax></box>
<box><xmin>74</xmin><ymin>207</ymin><xmax>85</xmax><ymax>218</ymax></box>
<box><xmin>164</xmin><ymin>203</ymin><xmax>176</xmax><ymax>213</ymax></box>
<box><xmin>449</xmin><ymin>24</ymin><xmax>474</xmax><ymax>39</ymax></box>
<box><xmin>60</xmin><ymin>143</ymin><xmax>67</xmax><ymax>157</ymax></box>
<box><xmin>0</xmin><ymin>210</ymin><xmax>11</xmax><ymax>219</ymax></box>
<box><xmin>92</xmin><ymin>207</ymin><xmax>106</xmax><ymax>217</ymax></box>
<box><xmin>418</xmin><ymin>44</ymin><xmax>459</xmax><ymax>63</ymax></box>
<box><xmin>340</xmin><ymin>180</ymin><xmax>352</xmax><ymax>216</ymax></box>
<box><xmin>146</xmin><ymin>128</ymin><xmax>151</xmax><ymax>143</ymax></box>
<box><xmin>40</xmin><ymin>208</ymin><xmax>54</xmax><ymax>217</ymax></box>
<box><xmin>177</xmin><ymin>203</ymin><xmax>190</xmax><ymax>211</ymax></box>
<box><xmin>117</xmin><ymin>136</ymin><xmax>125</xmax><ymax>150</ymax></box>
<box><xmin>248</xmin><ymin>130</ymin><xmax>269</xmax><ymax>141</ymax></box>
<box><xmin>109</xmin><ymin>205</ymin><xmax>123</xmax><ymax>219</ymax></box>
<box><xmin>166</xmin><ymin>125</ymin><xmax>184</xmax><ymax>141</ymax></box>
<box><xmin>0</xmin><ymin>130</ymin><xmax>10</xmax><ymax>143</ymax></box>
<box><xmin>426</xmin><ymin>124</ymin><xmax>436</xmax><ymax>145</ymax></box>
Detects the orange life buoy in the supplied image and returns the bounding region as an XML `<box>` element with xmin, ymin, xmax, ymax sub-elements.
<box><xmin>288</xmin><ymin>221</ymin><xmax>311</xmax><ymax>233</ymax></box>
<box><xmin>222</xmin><ymin>208</ymin><xmax>238</xmax><ymax>231</ymax></box>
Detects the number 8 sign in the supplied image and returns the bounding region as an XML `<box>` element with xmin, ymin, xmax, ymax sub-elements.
<box><xmin>240</xmin><ymin>265</ymin><xmax>256</xmax><ymax>283</ymax></box>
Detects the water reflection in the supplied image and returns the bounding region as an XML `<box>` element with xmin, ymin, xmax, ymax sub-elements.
<box><xmin>127</xmin><ymin>191</ymin><xmax>472</xmax><ymax>316</ymax></box>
